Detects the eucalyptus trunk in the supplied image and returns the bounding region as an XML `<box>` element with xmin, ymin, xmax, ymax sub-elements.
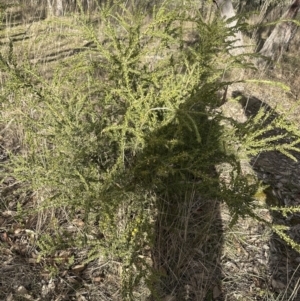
<box><xmin>56</xmin><ymin>0</ymin><xmax>63</xmax><ymax>16</ymax></box>
<box><xmin>258</xmin><ymin>0</ymin><xmax>300</xmax><ymax>66</ymax></box>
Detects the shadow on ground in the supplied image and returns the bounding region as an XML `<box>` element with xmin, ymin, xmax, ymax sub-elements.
<box><xmin>234</xmin><ymin>90</ymin><xmax>300</xmax><ymax>299</ymax></box>
<box><xmin>132</xmin><ymin>95</ymin><xmax>228</xmax><ymax>300</ymax></box>
<box><xmin>151</xmin><ymin>195</ymin><xmax>224</xmax><ymax>300</ymax></box>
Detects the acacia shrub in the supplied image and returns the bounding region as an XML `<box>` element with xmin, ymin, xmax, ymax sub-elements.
<box><xmin>1</xmin><ymin>0</ymin><xmax>300</xmax><ymax>298</ymax></box>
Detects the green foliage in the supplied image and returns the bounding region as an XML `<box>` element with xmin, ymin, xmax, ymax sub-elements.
<box><xmin>230</xmin><ymin>105</ymin><xmax>300</xmax><ymax>161</ymax></box>
<box><xmin>1</xmin><ymin>0</ymin><xmax>300</xmax><ymax>299</ymax></box>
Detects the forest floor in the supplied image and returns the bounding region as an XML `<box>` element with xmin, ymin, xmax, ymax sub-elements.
<box><xmin>1</xmin><ymin>3</ymin><xmax>300</xmax><ymax>301</ymax></box>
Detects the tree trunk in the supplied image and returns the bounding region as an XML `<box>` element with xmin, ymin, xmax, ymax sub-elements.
<box><xmin>214</xmin><ymin>0</ymin><xmax>244</xmax><ymax>55</ymax></box>
<box><xmin>56</xmin><ymin>0</ymin><xmax>64</xmax><ymax>16</ymax></box>
<box><xmin>47</xmin><ymin>0</ymin><xmax>64</xmax><ymax>17</ymax></box>
<box><xmin>47</xmin><ymin>0</ymin><xmax>54</xmax><ymax>16</ymax></box>
<box><xmin>258</xmin><ymin>0</ymin><xmax>300</xmax><ymax>67</ymax></box>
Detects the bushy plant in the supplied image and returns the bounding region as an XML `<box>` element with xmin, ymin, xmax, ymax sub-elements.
<box><xmin>1</xmin><ymin>0</ymin><xmax>300</xmax><ymax>299</ymax></box>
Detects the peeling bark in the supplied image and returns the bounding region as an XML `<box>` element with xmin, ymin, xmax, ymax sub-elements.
<box><xmin>258</xmin><ymin>0</ymin><xmax>300</xmax><ymax>67</ymax></box>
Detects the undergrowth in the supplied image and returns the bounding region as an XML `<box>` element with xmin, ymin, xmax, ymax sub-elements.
<box><xmin>0</xmin><ymin>0</ymin><xmax>300</xmax><ymax>299</ymax></box>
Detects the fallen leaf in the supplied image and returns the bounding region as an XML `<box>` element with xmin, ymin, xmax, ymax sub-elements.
<box><xmin>93</xmin><ymin>277</ymin><xmax>104</xmax><ymax>283</ymax></box>
<box><xmin>72</xmin><ymin>264</ymin><xmax>86</xmax><ymax>274</ymax></box>
<box><xmin>16</xmin><ymin>286</ymin><xmax>28</xmax><ymax>295</ymax></box>
<box><xmin>271</xmin><ymin>279</ymin><xmax>286</xmax><ymax>291</ymax></box>
<box><xmin>28</xmin><ymin>258</ymin><xmax>38</xmax><ymax>264</ymax></box>
<box><xmin>2</xmin><ymin>210</ymin><xmax>16</xmax><ymax>217</ymax></box>
<box><xmin>213</xmin><ymin>285</ymin><xmax>222</xmax><ymax>299</ymax></box>
<box><xmin>72</xmin><ymin>218</ymin><xmax>85</xmax><ymax>227</ymax></box>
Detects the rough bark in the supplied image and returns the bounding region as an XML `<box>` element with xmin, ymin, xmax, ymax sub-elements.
<box><xmin>258</xmin><ymin>0</ymin><xmax>300</xmax><ymax>67</ymax></box>
<box><xmin>214</xmin><ymin>0</ymin><xmax>245</xmax><ymax>55</ymax></box>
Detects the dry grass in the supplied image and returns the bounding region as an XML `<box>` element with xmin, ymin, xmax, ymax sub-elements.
<box><xmin>1</xmin><ymin>2</ymin><xmax>300</xmax><ymax>301</ymax></box>
<box><xmin>152</xmin><ymin>191</ymin><xmax>223</xmax><ymax>300</ymax></box>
